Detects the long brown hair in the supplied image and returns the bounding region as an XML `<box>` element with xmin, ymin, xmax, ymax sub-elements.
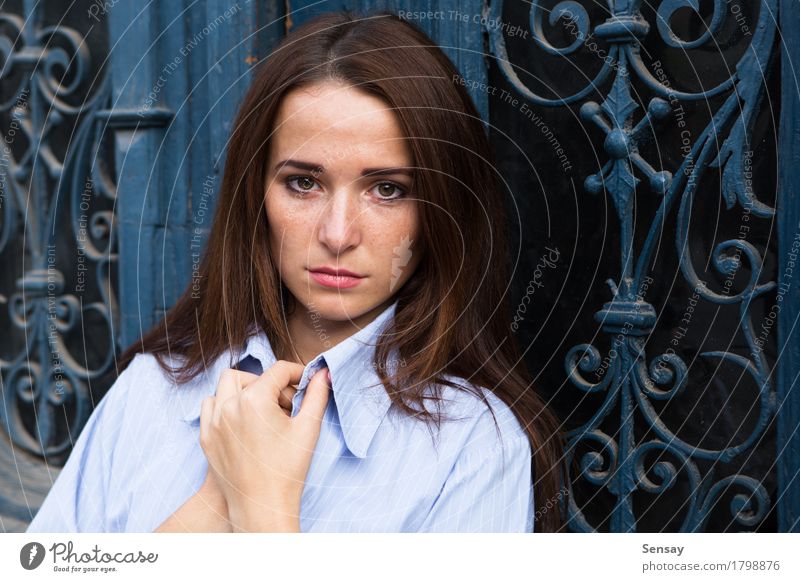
<box><xmin>118</xmin><ymin>9</ymin><xmax>566</xmax><ymax>532</ymax></box>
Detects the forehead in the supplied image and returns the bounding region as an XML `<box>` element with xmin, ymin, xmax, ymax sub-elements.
<box><xmin>270</xmin><ymin>82</ymin><xmax>412</xmax><ymax>165</ymax></box>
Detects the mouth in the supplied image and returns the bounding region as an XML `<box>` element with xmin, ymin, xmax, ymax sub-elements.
<box><xmin>307</xmin><ymin>266</ymin><xmax>365</xmax><ymax>289</ymax></box>
<box><xmin>308</xmin><ymin>266</ymin><xmax>365</xmax><ymax>278</ymax></box>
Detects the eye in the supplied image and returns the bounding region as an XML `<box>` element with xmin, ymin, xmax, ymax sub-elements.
<box><xmin>371</xmin><ymin>181</ymin><xmax>407</xmax><ymax>201</ymax></box>
<box><xmin>284</xmin><ymin>175</ymin><xmax>320</xmax><ymax>196</ymax></box>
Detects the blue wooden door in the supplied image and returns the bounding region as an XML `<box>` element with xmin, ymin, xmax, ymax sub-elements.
<box><xmin>1</xmin><ymin>0</ymin><xmax>796</xmax><ymax>532</ymax></box>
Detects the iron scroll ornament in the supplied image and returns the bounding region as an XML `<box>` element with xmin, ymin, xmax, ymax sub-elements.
<box><xmin>0</xmin><ymin>8</ymin><xmax>172</xmax><ymax>460</ymax></box>
<box><xmin>485</xmin><ymin>0</ymin><xmax>778</xmax><ymax>531</ymax></box>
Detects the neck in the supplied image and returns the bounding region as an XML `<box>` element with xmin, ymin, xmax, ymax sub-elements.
<box><xmin>279</xmin><ymin>297</ymin><xmax>394</xmax><ymax>365</ymax></box>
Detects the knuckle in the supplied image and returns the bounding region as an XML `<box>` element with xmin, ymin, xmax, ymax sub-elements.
<box><xmin>220</xmin><ymin>397</ymin><xmax>237</xmax><ymax>416</ymax></box>
<box><xmin>218</xmin><ymin>368</ymin><xmax>237</xmax><ymax>384</ymax></box>
<box><xmin>210</xmin><ymin>414</ymin><xmax>222</xmax><ymax>430</ymax></box>
<box><xmin>240</xmin><ymin>389</ymin><xmax>256</xmax><ymax>405</ymax></box>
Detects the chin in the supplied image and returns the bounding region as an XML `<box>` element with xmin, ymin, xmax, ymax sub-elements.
<box><xmin>295</xmin><ymin>291</ymin><xmax>362</xmax><ymax>318</ymax></box>
<box><xmin>307</xmin><ymin>290</ymin><xmax>394</xmax><ymax>320</ymax></box>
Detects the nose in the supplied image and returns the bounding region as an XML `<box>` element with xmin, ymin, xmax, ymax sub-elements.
<box><xmin>317</xmin><ymin>188</ymin><xmax>361</xmax><ymax>255</ymax></box>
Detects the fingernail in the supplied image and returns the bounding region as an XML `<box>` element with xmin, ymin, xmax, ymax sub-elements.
<box><xmin>326</xmin><ymin>369</ymin><xmax>332</xmax><ymax>385</ymax></box>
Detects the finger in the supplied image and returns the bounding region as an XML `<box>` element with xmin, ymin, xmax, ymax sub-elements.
<box><xmin>296</xmin><ymin>367</ymin><xmax>331</xmax><ymax>425</ymax></box>
<box><xmin>216</xmin><ymin>368</ymin><xmax>259</xmax><ymax>400</ymax></box>
<box><xmin>199</xmin><ymin>396</ymin><xmax>215</xmax><ymax>454</ymax></box>
<box><xmin>214</xmin><ymin>369</ymin><xmax>259</xmax><ymax>422</ymax></box>
<box><xmin>250</xmin><ymin>360</ymin><xmax>306</xmax><ymax>404</ymax></box>
<box><xmin>278</xmin><ymin>385</ymin><xmax>298</xmax><ymax>415</ymax></box>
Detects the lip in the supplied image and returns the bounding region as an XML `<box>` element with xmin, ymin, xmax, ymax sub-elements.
<box><xmin>307</xmin><ymin>267</ymin><xmax>365</xmax><ymax>289</ymax></box>
<box><xmin>308</xmin><ymin>266</ymin><xmax>364</xmax><ymax>278</ymax></box>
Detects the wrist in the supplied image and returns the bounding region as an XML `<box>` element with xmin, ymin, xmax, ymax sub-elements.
<box><xmin>198</xmin><ymin>478</ymin><xmax>227</xmax><ymax>509</ymax></box>
<box><xmin>228</xmin><ymin>495</ymin><xmax>301</xmax><ymax>532</ymax></box>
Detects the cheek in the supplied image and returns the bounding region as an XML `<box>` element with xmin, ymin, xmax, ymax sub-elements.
<box><xmin>366</xmin><ymin>207</ymin><xmax>421</xmax><ymax>269</ymax></box>
<box><xmin>266</xmin><ymin>192</ymin><xmax>318</xmax><ymax>256</ymax></box>
<box><xmin>387</xmin><ymin>206</ymin><xmax>420</xmax><ymax>246</ymax></box>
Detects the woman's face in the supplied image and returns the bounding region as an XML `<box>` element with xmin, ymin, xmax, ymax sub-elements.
<box><xmin>265</xmin><ymin>81</ymin><xmax>423</xmax><ymax>322</ymax></box>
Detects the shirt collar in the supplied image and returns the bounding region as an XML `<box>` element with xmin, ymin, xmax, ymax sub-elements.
<box><xmin>179</xmin><ymin>300</ymin><xmax>400</xmax><ymax>459</ymax></box>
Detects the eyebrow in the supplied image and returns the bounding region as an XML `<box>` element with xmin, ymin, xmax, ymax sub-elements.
<box><xmin>274</xmin><ymin>159</ymin><xmax>414</xmax><ymax>177</ymax></box>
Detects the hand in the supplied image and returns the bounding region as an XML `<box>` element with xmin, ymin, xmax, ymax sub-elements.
<box><xmin>199</xmin><ymin>360</ymin><xmax>331</xmax><ymax>532</ymax></box>
<box><xmin>153</xmin><ymin>369</ymin><xmax>299</xmax><ymax>532</ymax></box>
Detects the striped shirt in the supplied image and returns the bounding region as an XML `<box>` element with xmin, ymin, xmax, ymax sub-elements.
<box><xmin>27</xmin><ymin>300</ymin><xmax>534</xmax><ymax>532</ymax></box>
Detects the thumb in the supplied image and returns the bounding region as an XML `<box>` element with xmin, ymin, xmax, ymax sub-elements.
<box><xmin>297</xmin><ymin>367</ymin><xmax>331</xmax><ymax>424</ymax></box>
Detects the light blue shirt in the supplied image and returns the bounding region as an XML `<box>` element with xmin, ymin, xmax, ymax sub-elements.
<box><xmin>27</xmin><ymin>300</ymin><xmax>534</xmax><ymax>532</ymax></box>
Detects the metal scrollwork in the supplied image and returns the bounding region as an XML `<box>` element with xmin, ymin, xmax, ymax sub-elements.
<box><xmin>487</xmin><ymin>0</ymin><xmax>778</xmax><ymax>530</ymax></box>
<box><xmin>0</xmin><ymin>4</ymin><xmax>120</xmax><ymax>460</ymax></box>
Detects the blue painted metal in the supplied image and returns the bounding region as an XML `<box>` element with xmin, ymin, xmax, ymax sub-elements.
<box><xmin>777</xmin><ymin>0</ymin><xmax>800</xmax><ymax>534</ymax></box>
<box><xmin>487</xmin><ymin>0</ymin><xmax>782</xmax><ymax>531</ymax></box>
<box><xmin>0</xmin><ymin>0</ymin><xmax>128</xmax><ymax>530</ymax></box>
<box><xmin>0</xmin><ymin>1</ymin><xmax>117</xmax><ymax>458</ymax></box>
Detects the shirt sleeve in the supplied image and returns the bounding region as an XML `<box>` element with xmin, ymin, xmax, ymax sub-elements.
<box><xmin>25</xmin><ymin>357</ymin><xmax>136</xmax><ymax>533</ymax></box>
<box><xmin>416</xmin><ymin>434</ymin><xmax>534</xmax><ymax>532</ymax></box>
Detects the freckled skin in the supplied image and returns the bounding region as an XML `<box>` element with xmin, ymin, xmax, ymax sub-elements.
<box><xmin>264</xmin><ymin>81</ymin><xmax>424</xmax><ymax>339</ymax></box>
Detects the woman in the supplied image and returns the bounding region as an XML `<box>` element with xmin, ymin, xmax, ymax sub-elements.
<box><xmin>27</xmin><ymin>9</ymin><xmax>564</xmax><ymax>533</ymax></box>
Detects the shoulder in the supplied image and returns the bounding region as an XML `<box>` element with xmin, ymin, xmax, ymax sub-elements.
<box><xmin>89</xmin><ymin>353</ymin><xmax>160</xmax><ymax>415</ymax></box>
<box><xmin>426</xmin><ymin>374</ymin><xmax>532</xmax><ymax>458</ymax></box>
<box><xmin>117</xmin><ymin>350</ymin><xmax>222</xmax><ymax>390</ymax></box>
<box><xmin>107</xmin><ymin>352</ymin><xmax>173</xmax><ymax>406</ymax></box>
<box><xmin>103</xmin><ymin>352</ymin><xmax>214</xmax><ymax>425</ymax></box>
